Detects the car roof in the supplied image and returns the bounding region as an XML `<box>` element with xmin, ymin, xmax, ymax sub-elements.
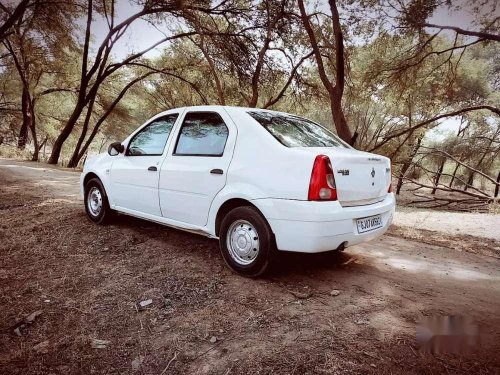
<box><xmin>158</xmin><ymin>105</ymin><xmax>282</xmax><ymax>116</ymax></box>
<box><xmin>150</xmin><ymin>106</ymin><xmax>301</xmax><ymax>136</ymax></box>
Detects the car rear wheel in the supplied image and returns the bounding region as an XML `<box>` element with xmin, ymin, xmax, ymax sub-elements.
<box><xmin>84</xmin><ymin>178</ymin><xmax>113</xmax><ymax>225</ymax></box>
<box><xmin>219</xmin><ymin>206</ymin><xmax>276</xmax><ymax>277</ymax></box>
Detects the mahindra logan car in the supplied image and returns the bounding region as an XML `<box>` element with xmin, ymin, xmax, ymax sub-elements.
<box><xmin>81</xmin><ymin>106</ymin><xmax>395</xmax><ymax>277</ymax></box>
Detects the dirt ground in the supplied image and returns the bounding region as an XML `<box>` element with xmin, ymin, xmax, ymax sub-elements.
<box><xmin>395</xmin><ymin>208</ymin><xmax>500</xmax><ymax>241</ymax></box>
<box><xmin>1</xmin><ymin>158</ymin><xmax>500</xmax><ymax>375</ymax></box>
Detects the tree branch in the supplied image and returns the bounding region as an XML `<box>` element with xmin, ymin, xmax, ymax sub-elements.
<box><xmin>420</xmin><ymin>22</ymin><xmax>500</xmax><ymax>43</ymax></box>
<box><xmin>263</xmin><ymin>51</ymin><xmax>314</xmax><ymax>108</ymax></box>
<box><xmin>0</xmin><ymin>0</ymin><xmax>30</xmax><ymax>41</ymax></box>
<box><xmin>370</xmin><ymin>105</ymin><xmax>500</xmax><ymax>151</ymax></box>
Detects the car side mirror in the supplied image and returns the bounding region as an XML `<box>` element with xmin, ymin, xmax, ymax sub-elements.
<box><xmin>108</xmin><ymin>142</ymin><xmax>124</xmax><ymax>156</ymax></box>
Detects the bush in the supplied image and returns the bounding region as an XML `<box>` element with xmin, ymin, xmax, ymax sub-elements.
<box><xmin>489</xmin><ymin>200</ymin><xmax>500</xmax><ymax>215</ymax></box>
<box><xmin>0</xmin><ymin>144</ymin><xmax>32</xmax><ymax>160</ymax></box>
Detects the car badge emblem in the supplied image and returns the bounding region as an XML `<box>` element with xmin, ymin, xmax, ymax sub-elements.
<box><xmin>371</xmin><ymin>168</ymin><xmax>375</xmax><ymax>178</ymax></box>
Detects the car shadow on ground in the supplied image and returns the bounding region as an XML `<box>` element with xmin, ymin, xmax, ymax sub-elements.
<box><xmin>107</xmin><ymin>211</ymin><xmax>355</xmax><ymax>278</ymax></box>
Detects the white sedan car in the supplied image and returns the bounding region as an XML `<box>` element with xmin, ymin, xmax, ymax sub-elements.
<box><xmin>81</xmin><ymin>106</ymin><xmax>395</xmax><ymax>277</ymax></box>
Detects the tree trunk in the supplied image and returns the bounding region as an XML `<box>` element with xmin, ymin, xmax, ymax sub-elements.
<box><xmin>17</xmin><ymin>86</ymin><xmax>38</xmax><ymax>160</ymax></box>
<box><xmin>43</xmin><ymin>138</ymin><xmax>47</xmax><ymax>159</ymax></box>
<box><xmin>432</xmin><ymin>160</ymin><xmax>445</xmax><ymax>195</ymax></box>
<box><xmin>47</xmin><ymin>0</ymin><xmax>93</xmax><ymax>165</ymax></box>
<box><xmin>396</xmin><ymin>164</ymin><xmax>409</xmax><ymax>195</ymax></box>
<box><xmin>67</xmin><ymin>97</ymin><xmax>97</xmax><ymax>168</ymax></box>
<box><xmin>39</xmin><ymin>136</ymin><xmax>47</xmax><ymax>152</ymax></box>
<box><xmin>0</xmin><ymin>0</ymin><xmax>30</xmax><ymax>41</ymax></box>
<box><xmin>328</xmin><ymin>0</ymin><xmax>353</xmax><ymax>144</ymax></box>
<box><xmin>66</xmin><ymin>73</ymin><xmax>154</xmax><ymax>167</ymax></box>
<box><xmin>30</xmin><ymin>133</ymin><xmax>39</xmax><ymax>161</ymax></box>
<box><xmin>28</xmin><ymin>100</ymin><xmax>39</xmax><ymax>161</ymax></box>
<box><xmin>17</xmin><ymin>87</ymin><xmax>30</xmax><ymax>149</ymax></box>
<box><xmin>331</xmin><ymin>98</ymin><xmax>353</xmax><ymax>144</ymax></box>
<box><xmin>463</xmin><ymin>135</ymin><xmax>493</xmax><ymax>192</ymax></box>
<box><xmin>71</xmin><ymin>122</ymin><xmax>101</xmax><ymax>167</ymax></box>
<box><xmin>47</xmin><ymin>104</ymin><xmax>85</xmax><ymax>164</ymax></box>
<box><xmin>396</xmin><ymin>136</ymin><xmax>422</xmax><ymax>194</ymax></box>
<box><xmin>298</xmin><ymin>0</ymin><xmax>354</xmax><ymax>145</ymax></box>
<box><xmin>495</xmin><ymin>171</ymin><xmax>500</xmax><ymax>198</ymax></box>
<box><xmin>449</xmin><ymin>162</ymin><xmax>460</xmax><ymax>188</ymax></box>
<box><xmin>464</xmin><ymin>173</ymin><xmax>474</xmax><ymax>191</ymax></box>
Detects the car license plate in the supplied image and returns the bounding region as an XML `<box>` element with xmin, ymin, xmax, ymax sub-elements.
<box><xmin>356</xmin><ymin>214</ymin><xmax>383</xmax><ymax>234</ymax></box>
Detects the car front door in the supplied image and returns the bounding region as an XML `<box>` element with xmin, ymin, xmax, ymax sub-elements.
<box><xmin>110</xmin><ymin>113</ymin><xmax>179</xmax><ymax>217</ymax></box>
<box><xmin>159</xmin><ymin>110</ymin><xmax>236</xmax><ymax>226</ymax></box>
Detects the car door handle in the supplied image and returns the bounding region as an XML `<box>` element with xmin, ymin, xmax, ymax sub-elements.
<box><xmin>148</xmin><ymin>166</ymin><xmax>157</xmax><ymax>171</ymax></box>
<box><xmin>210</xmin><ymin>169</ymin><xmax>223</xmax><ymax>175</ymax></box>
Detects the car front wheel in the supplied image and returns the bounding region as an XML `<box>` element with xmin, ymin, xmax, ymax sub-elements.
<box><xmin>219</xmin><ymin>206</ymin><xmax>276</xmax><ymax>277</ymax></box>
<box><xmin>84</xmin><ymin>178</ymin><xmax>112</xmax><ymax>225</ymax></box>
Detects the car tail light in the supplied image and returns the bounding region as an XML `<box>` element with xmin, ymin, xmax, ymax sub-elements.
<box><xmin>308</xmin><ymin>155</ymin><xmax>337</xmax><ymax>201</ymax></box>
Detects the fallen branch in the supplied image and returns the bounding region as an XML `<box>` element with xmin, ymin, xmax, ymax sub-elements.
<box><xmin>411</xmin><ymin>160</ymin><xmax>492</xmax><ymax>197</ymax></box>
<box><xmin>403</xmin><ymin>177</ymin><xmax>493</xmax><ymax>201</ymax></box>
<box><xmin>418</xmin><ymin>146</ymin><xmax>500</xmax><ymax>187</ymax></box>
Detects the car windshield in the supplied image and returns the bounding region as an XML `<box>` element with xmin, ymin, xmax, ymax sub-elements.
<box><xmin>247</xmin><ymin>111</ymin><xmax>350</xmax><ymax>148</ymax></box>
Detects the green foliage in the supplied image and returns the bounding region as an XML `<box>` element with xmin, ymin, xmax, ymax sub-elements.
<box><xmin>0</xmin><ymin>0</ymin><xmax>498</xmax><ymax>180</ymax></box>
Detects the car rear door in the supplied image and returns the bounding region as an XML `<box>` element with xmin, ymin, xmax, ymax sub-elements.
<box><xmin>159</xmin><ymin>109</ymin><xmax>236</xmax><ymax>226</ymax></box>
<box><xmin>109</xmin><ymin>113</ymin><xmax>179</xmax><ymax>216</ymax></box>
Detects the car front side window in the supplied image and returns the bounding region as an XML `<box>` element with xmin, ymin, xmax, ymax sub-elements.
<box><xmin>174</xmin><ymin>112</ymin><xmax>229</xmax><ymax>156</ymax></box>
<box><xmin>127</xmin><ymin>114</ymin><xmax>178</xmax><ymax>156</ymax></box>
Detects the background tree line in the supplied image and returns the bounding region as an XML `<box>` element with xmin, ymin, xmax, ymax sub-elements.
<box><xmin>0</xmin><ymin>0</ymin><xmax>499</xmax><ymax>210</ymax></box>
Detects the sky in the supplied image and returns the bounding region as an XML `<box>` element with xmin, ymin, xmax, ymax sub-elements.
<box><xmin>89</xmin><ymin>0</ymin><xmax>491</xmax><ymax>59</ymax></box>
<box><xmin>88</xmin><ymin>1</ymin><xmax>168</xmax><ymax>59</ymax></box>
<box><xmin>422</xmin><ymin>2</ymin><xmax>498</xmax><ymax>139</ymax></box>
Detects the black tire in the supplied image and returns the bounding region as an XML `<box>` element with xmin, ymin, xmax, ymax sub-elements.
<box><xmin>219</xmin><ymin>206</ymin><xmax>276</xmax><ymax>277</ymax></box>
<box><xmin>84</xmin><ymin>177</ymin><xmax>113</xmax><ymax>225</ymax></box>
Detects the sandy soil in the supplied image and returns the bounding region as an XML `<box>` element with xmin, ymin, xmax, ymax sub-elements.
<box><xmin>1</xmin><ymin>158</ymin><xmax>500</xmax><ymax>374</ymax></box>
<box><xmin>395</xmin><ymin>208</ymin><xmax>500</xmax><ymax>241</ymax></box>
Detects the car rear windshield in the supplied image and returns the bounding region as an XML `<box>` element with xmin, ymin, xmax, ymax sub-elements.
<box><xmin>247</xmin><ymin>111</ymin><xmax>349</xmax><ymax>148</ymax></box>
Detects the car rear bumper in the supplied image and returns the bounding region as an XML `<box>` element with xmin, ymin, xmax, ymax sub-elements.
<box><xmin>254</xmin><ymin>194</ymin><xmax>395</xmax><ymax>253</ymax></box>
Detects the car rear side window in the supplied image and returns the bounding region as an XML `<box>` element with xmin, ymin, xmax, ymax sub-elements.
<box><xmin>248</xmin><ymin>111</ymin><xmax>349</xmax><ymax>148</ymax></box>
<box><xmin>174</xmin><ymin>112</ymin><xmax>229</xmax><ymax>156</ymax></box>
<box><xmin>127</xmin><ymin>114</ymin><xmax>178</xmax><ymax>156</ymax></box>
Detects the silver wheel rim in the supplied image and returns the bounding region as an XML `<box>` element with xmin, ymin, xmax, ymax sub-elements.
<box><xmin>87</xmin><ymin>187</ymin><xmax>103</xmax><ymax>217</ymax></box>
<box><xmin>226</xmin><ymin>219</ymin><xmax>260</xmax><ymax>265</ymax></box>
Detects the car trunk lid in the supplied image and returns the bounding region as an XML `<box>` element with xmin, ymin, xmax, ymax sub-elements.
<box><xmin>297</xmin><ymin>147</ymin><xmax>391</xmax><ymax>206</ymax></box>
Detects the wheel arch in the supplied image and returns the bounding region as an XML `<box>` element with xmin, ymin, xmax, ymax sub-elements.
<box><xmin>215</xmin><ymin>198</ymin><xmax>254</xmax><ymax>237</ymax></box>
<box><xmin>214</xmin><ymin>198</ymin><xmax>272</xmax><ymax>237</ymax></box>
<box><xmin>208</xmin><ymin>183</ymin><xmax>276</xmax><ymax>237</ymax></box>
<box><xmin>83</xmin><ymin>172</ymin><xmax>100</xmax><ymax>188</ymax></box>
<box><xmin>82</xmin><ymin>171</ymin><xmax>111</xmax><ymax>202</ymax></box>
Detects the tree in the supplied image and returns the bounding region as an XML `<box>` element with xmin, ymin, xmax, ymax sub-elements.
<box><xmin>184</xmin><ymin>0</ymin><xmax>313</xmax><ymax>109</ymax></box>
<box><xmin>360</xmin><ymin>31</ymin><xmax>500</xmax><ymax>153</ymax></box>
<box><xmin>363</xmin><ymin>1</ymin><xmax>500</xmax><ymax>153</ymax></box>
<box><xmin>297</xmin><ymin>0</ymin><xmax>354</xmax><ymax>145</ymax></box>
<box><xmin>395</xmin><ymin>0</ymin><xmax>500</xmax><ymax>43</ymax></box>
<box><xmin>48</xmin><ymin>0</ymin><xmax>247</xmax><ymax>165</ymax></box>
<box><xmin>2</xmin><ymin>0</ymin><xmax>81</xmax><ymax>159</ymax></box>
<box><xmin>0</xmin><ymin>0</ymin><xmax>31</xmax><ymax>42</ymax></box>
